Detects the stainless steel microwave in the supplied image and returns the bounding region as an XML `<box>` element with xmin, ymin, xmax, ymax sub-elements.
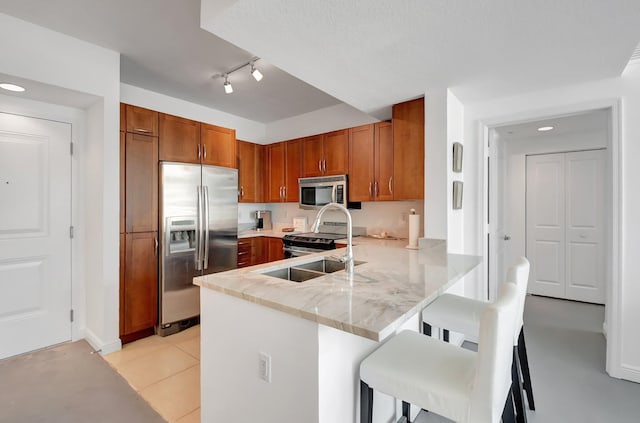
<box><xmin>298</xmin><ymin>175</ymin><xmax>349</xmax><ymax>210</ymax></box>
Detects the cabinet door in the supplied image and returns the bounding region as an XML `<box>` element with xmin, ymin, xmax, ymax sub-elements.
<box><xmin>348</xmin><ymin>124</ymin><xmax>375</xmax><ymax>201</ymax></box>
<box><xmin>254</xmin><ymin>236</ymin><xmax>268</xmax><ymax>264</ymax></box>
<box><xmin>323</xmin><ymin>129</ymin><xmax>349</xmax><ymax>176</ymax></box>
<box><xmin>285</xmin><ymin>139</ymin><xmax>301</xmax><ymax>202</ymax></box>
<box><xmin>267</xmin><ymin>238</ymin><xmax>285</xmax><ymax>262</ymax></box>
<box><xmin>375</xmin><ymin>122</ymin><xmax>394</xmax><ymax>201</ymax></box>
<box><xmin>120</xmin><ymin>103</ymin><xmax>126</xmax><ymax>132</ymax></box>
<box><xmin>238</xmin><ymin>140</ymin><xmax>262</xmax><ymax>203</ymax></box>
<box><xmin>125</xmin><ymin>104</ymin><xmax>158</xmax><ymax>136</ymax></box>
<box><xmin>123</xmin><ymin>232</ymin><xmax>158</xmax><ymax>335</ymax></box>
<box><xmin>159</xmin><ymin>113</ymin><xmax>200</xmax><ymax>163</ymax></box>
<box><xmin>301</xmin><ymin>135</ymin><xmax>324</xmax><ymax>177</ymax></box>
<box><xmin>237</xmin><ymin>237</ymin><xmax>253</xmax><ymax>268</ymax></box>
<box><xmin>201</xmin><ymin>123</ymin><xmax>237</xmax><ymax>168</ymax></box>
<box><xmin>119</xmin><ymin>233</ymin><xmax>125</xmax><ymax>336</ymax></box>
<box><xmin>120</xmin><ymin>131</ymin><xmax>126</xmax><ymax>233</ymax></box>
<box><xmin>267</xmin><ymin>142</ymin><xmax>286</xmax><ymax>202</ymax></box>
<box><xmin>125</xmin><ymin>133</ymin><xmax>158</xmax><ymax>232</ymax></box>
<box><xmin>392</xmin><ymin>98</ymin><xmax>424</xmax><ymax>200</ymax></box>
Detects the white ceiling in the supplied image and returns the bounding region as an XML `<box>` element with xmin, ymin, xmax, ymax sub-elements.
<box><xmin>492</xmin><ymin>109</ymin><xmax>609</xmax><ymax>142</ymax></box>
<box><xmin>0</xmin><ymin>0</ymin><xmax>341</xmax><ymax>123</ymax></box>
<box><xmin>202</xmin><ymin>0</ymin><xmax>640</xmax><ymax>117</ymax></box>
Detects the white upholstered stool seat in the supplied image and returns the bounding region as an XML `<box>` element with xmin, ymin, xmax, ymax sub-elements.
<box><xmin>421</xmin><ymin>293</ymin><xmax>485</xmax><ymax>337</ymax></box>
<box><xmin>361</xmin><ymin>330</ymin><xmax>475</xmax><ymax>423</ymax></box>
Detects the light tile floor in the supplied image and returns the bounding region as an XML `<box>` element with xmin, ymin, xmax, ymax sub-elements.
<box><xmin>104</xmin><ymin>326</ymin><xmax>201</xmax><ymax>423</ymax></box>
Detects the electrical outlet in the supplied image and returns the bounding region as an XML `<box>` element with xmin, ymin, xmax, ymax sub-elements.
<box><xmin>259</xmin><ymin>352</ymin><xmax>271</xmax><ymax>383</ymax></box>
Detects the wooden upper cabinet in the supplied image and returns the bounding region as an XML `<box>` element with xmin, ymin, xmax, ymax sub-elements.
<box><xmin>201</xmin><ymin>123</ymin><xmax>237</xmax><ymax>168</ymax></box>
<box><xmin>301</xmin><ymin>135</ymin><xmax>324</xmax><ymax>177</ymax></box>
<box><xmin>323</xmin><ymin>129</ymin><xmax>349</xmax><ymax>176</ymax></box>
<box><xmin>238</xmin><ymin>140</ymin><xmax>264</xmax><ymax>203</ymax></box>
<box><xmin>266</xmin><ymin>142</ymin><xmax>286</xmax><ymax>202</ymax></box>
<box><xmin>125</xmin><ymin>133</ymin><xmax>158</xmax><ymax>233</ymax></box>
<box><xmin>159</xmin><ymin>113</ymin><xmax>200</xmax><ymax>163</ymax></box>
<box><xmin>375</xmin><ymin>122</ymin><xmax>394</xmax><ymax>201</ymax></box>
<box><xmin>120</xmin><ymin>103</ymin><xmax>126</xmax><ymax>132</ymax></box>
<box><xmin>120</xmin><ymin>131</ymin><xmax>126</xmax><ymax>233</ymax></box>
<box><xmin>123</xmin><ymin>231</ymin><xmax>158</xmax><ymax>335</ymax></box>
<box><xmin>348</xmin><ymin>124</ymin><xmax>375</xmax><ymax>202</ymax></box>
<box><xmin>125</xmin><ymin>104</ymin><xmax>158</xmax><ymax>136</ymax></box>
<box><xmin>285</xmin><ymin>139</ymin><xmax>301</xmax><ymax>202</ymax></box>
<box><xmin>392</xmin><ymin>98</ymin><xmax>424</xmax><ymax>200</ymax></box>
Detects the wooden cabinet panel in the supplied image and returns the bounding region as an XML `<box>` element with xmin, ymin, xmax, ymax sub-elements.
<box><xmin>119</xmin><ymin>233</ymin><xmax>125</xmax><ymax>336</ymax></box>
<box><xmin>159</xmin><ymin>113</ymin><xmax>200</xmax><ymax>163</ymax></box>
<box><xmin>392</xmin><ymin>98</ymin><xmax>424</xmax><ymax>200</ymax></box>
<box><xmin>323</xmin><ymin>129</ymin><xmax>349</xmax><ymax>176</ymax></box>
<box><xmin>237</xmin><ymin>237</ymin><xmax>253</xmax><ymax>268</ymax></box>
<box><xmin>267</xmin><ymin>237</ymin><xmax>285</xmax><ymax>262</ymax></box>
<box><xmin>267</xmin><ymin>142</ymin><xmax>286</xmax><ymax>202</ymax></box>
<box><xmin>301</xmin><ymin>135</ymin><xmax>324</xmax><ymax>177</ymax></box>
<box><xmin>120</xmin><ymin>103</ymin><xmax>126</xmax><ymax>132</ymax></box>
<box><xmin>123</xmin><ymin>232</ymin><xmax>158</xmax><ymax>335</ymax></box>
<box><xmin>120</xmin><ymin>132</ymin><xmax>125</xmax><ymax>233</ymax></box>
<box><xmin>125</xmin><ymin>133</ymin><xmax>158</xmax><ymax>233</ymax></box>
<box><xmin>348</xmin><ymin>124</ymin><xmax>375</xmax><ymax>201</ymax></box>
<box><xmin>125</xmin><ymin>104</ymin><xmax>158</xmax><ymax>136</ymax></box>
<box><xmin>238</xmin><ymin>140</ymin><xmax>264</xmax><ymax>203</ymax></box>
<box><xmin>201</xmin><ymin>123</ymin><xmax>237</xmax><ymax>168</ymax></box>
<box><xmin>375</xmin><ymin>122</ymin><xmax>394</xmax><ymax>201</ymax></box>
<box><xmin>285</xmin><ymin>139</ymin><xmax>301</xmax><ymax>202</ymax></box>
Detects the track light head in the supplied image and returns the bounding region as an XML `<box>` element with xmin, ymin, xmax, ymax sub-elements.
<box><xmin>223</xmin><ymin>74</ymin><xmax>233</xmax><ymax>94</ymax></box>
<box><xmin>251</xmin><ymin>62</ymin><xmax>263</xmax><ymax>82</ymax></box>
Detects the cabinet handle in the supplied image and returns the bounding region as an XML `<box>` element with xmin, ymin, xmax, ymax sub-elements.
<box><xmin>240</xmin><ymin>186</ymin><xmax>244</xmax><ymax>199</ymax></box>
<box><xmin>134</xmin><ymin>128</ymin><xmax>152</xmax><ymax>134</ymax></box>
<box><xmin>389</xmin><ymin>176</ymin><xmax>393</xmax><ymax>194</ymax></box>
<box><xmin>374</xmin><ymin>180</ymin><xmax>379</xmax><ymax>197</ymax></box>
<box><xmin>198</xmin><ymin>144</ymin><xmax>201</xmax><ymax>160</ymax></box>
<box><xmin>203</xmin><ymin>144</ymin><xmax>207</xmax><ymax>160</ymax></box>
<box><xmin>323</xmin><ymin>159</ymin><xmax>326</xmax><ymax>173</ymax></box>
<box><xmin>154</xmin><ymin>237</ymin><xmax>158</xmax><ymax>256</ymax></box>
<box><xmin>318</xmin><ymin>160</ymin><xmax>322</xmax><ymax>173</ymax></box>
<box><xmin>283</xmin><ymin>186</ymin><xmax>286</xmax><ymax>200</ymax></box>
<box><xmin>369</xmin><ymin>181</ymin><xmax>372</xmax><ymax>197</ymax></box>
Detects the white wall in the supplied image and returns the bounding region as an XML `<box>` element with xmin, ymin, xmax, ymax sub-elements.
<box><xmin>446</xmin><ymin>90</ymin><xmax>465</xmax><ymax>253</ymax></box>
<box><xmin>462</xmin><ymin>62</ymin><xmax>640</xmax><ymax>382</ymax></box>
<box><xmin>120</xmin><ymin>83</ymin><xmax>265</xmax><ymax>143</ymax></box>
<box><xmin>264</xmin><ymin>103</ymin><xmax>378</xmax><ymax>143</ymax></box>
<box><xmin>424</xmin><ymin>89</ymin><xmax>448</xmax><ymax>240</ymax></box>
<box><xmin>0</xmin><ymin>13</ymin><xmax>121</xmax><ymax>353</ymax></box>
<box><xmin>503</xmin><ymin>128</ymin><xmax>608</xmax><ymax>274</ymax></box>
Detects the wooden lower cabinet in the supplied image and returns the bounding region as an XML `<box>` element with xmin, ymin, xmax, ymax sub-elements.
<box><xmin>237</xmin><ymin>237</ymin><xmax>284</xmax><ymax>266</ymax></box>
<box><xmin>121</xmin><ymin>232</ymin><xmax>158</xmax><ymax>342</ymax></box>
<box><xmin>267</xmin><ymin>237</ymin><xmax>285</xmax><ymax>262</ymax></box>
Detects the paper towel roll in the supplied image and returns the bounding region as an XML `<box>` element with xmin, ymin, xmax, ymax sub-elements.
<box><xmin>407</xmin><ymin>213</ymin><xmax>420</xmax><ymax>249</ymax></box>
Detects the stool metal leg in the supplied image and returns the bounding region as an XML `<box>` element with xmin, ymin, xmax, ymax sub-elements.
<box><xmin>511</xmin><ymin>347</ymin><xmax>528</xmax><ymax>423</ymax></box>
<box><xmin>443</xmin><ymin>329</ymin><xmax>450</xmax><ymax>343</ymax></box>
<box><xmin>360</xmin><ymin>380</ymin><xmax>373</xmax><ymax>423</ymax></box>
<box><xmin>423</xmin><ymin>322</ymin><xmax>432</xmax><ymax>336</ymax></box>
<box><xmin>517</xmin><ymin>328</ymin><xmax>535</xmax><ymax>410</ymax></box>
<box><xmin>502</xmin><ymin>388</ymin><xmax>516</xmax><ymax>423</ymax></box>
<box><xmin>402</xmin><ymin>401</ymin><xmax>410</xmax><ymax>422</ymax></box>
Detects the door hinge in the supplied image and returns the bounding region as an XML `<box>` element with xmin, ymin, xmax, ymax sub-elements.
<box><xmin>70</xmin><ymin>309</ymin><xmax>74</xmax><ymax>322</ymax></box>
<box><xmin>69</xmin><ymin>226</ymin><xmax>74</xmax><ymax>239</ymax></box>
<box><xmin>70</xmin><ymin>142</ymin><xmax>74</xmax><ymax>155</ymax></box>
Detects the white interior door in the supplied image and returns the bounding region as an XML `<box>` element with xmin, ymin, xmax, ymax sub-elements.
<box><xmin>0</xmin><ymin>112</ymin><xmax>72</xmax><ymax>359</ymax></box>
<box><xmin>488</xmin><ymin>134</ymin><xmax>508</xmax><ymax>301</ymax></box>
<box><xmin>565</xmin><ymin>150</ymin><xmax>605</xmax><ymax>303</ymax></box>
<box><xmin>526</xmin><ymin>150</ymin><xmax>605</xmax><ymax>304</ymax></box>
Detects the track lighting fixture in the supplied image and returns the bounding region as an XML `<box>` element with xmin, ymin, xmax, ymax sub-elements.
<box><xmin>223</xmin><ymin>74</ymin><xmax>233</xmax><ymax>94</ymax></box>
<box><xmin>213</xmin><ymin>57</ymin><xmax>264</xmax><ymax>94</ymax></box>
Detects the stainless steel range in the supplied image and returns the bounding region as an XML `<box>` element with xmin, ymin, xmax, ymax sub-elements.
<box><xmin>282</xmin><ymin>223</ymin><xmax>365</xmax><ymax>258</ymax></box>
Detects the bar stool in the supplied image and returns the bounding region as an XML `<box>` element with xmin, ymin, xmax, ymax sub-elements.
<box><xmin>360</xmin><ymin>282</ymin><xmax>520</xmax><ymax>423</ymax></box>
<box><xmin>422</xmin><ymin>257</ymin><xmax>533</xmax><ymax>423</ymax></box>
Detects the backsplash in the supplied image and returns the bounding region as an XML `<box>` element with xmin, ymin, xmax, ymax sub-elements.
<box><xmin>239</xmin><ymin>201</ymin><xmax>424</xmax><ymax>238</ymax></box>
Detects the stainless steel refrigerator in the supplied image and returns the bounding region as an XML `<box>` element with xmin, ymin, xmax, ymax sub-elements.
<box><xmin>159</xmin><ymin>162</ymin><xmax>238</xmax><ymax>336</ymax></box>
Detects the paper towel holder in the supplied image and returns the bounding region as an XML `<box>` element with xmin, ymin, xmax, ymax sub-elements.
<box><xmin>453</xmin><ymin>181</ymin><xmax>463</xmax><ymax>209</ymax></box>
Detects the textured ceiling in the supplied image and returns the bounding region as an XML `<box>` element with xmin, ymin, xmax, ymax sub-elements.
<box><xmin>0</xmin><ymin>0</ymin><xmax>341</xmax><ymax>123</ymax></box>
<box><xmin>202</xmin><ymin>0</ymin><xmax>640</xmax><ymax>116</ymax></box>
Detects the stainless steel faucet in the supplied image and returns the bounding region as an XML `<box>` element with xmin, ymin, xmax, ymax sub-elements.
<box><xmin>310</xmin><ymin>202</ymin><xmax>354</xmax><ymax>276</ymax></box>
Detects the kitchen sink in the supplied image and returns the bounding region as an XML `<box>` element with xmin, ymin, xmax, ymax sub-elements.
<box><xmin>259</xmin><ymin>257</ymin><xmax>365</xmax><ymax>283</ymax></box>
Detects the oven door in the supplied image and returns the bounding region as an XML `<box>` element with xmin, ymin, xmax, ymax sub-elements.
<box><xmin>283</xmin><ymin>246</ymin><xmax>321</xmax><ymax>258</ymax></box>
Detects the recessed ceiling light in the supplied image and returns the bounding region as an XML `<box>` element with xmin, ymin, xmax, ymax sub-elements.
<box><xmin>537</xmin><ymin>126</ymin><xmax>554</xmax><ymax>132</ymax></box>
<box><xmin>0</xmin><ymin>83</ymin><xmax>26</xmax><ymax>92</ymax></box>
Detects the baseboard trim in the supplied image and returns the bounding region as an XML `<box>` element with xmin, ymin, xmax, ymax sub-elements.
<box><xmin>84</xmin><ymin>328</ymin><xmax>122</xmax><ymax>355</ymax></box>
<box><xmin>619</xmin><ymin>364</ymin><xmax>640</xmax><ymax>383</ymax></box>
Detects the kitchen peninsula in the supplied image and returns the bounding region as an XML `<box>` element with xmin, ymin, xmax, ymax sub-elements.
<box><xmin>194</xmin><ymin>241</ymin><xmax>481</xmax><ymax>423</ymax></box>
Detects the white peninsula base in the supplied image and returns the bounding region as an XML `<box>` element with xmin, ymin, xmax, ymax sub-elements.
<box><xmin>201</xmin><ymin>289</ymin><xmax>419</xmax><ymax>423</ymax></box>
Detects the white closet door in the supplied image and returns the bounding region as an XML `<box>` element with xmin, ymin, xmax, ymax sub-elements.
<box><xmin>565</xmin><ymin>150</ymin><xmax>605</xmax><ymax>303</ymax></box>
<box><xmin>526</xmin><ymin>154</ymin><xmax>566</xmax><ymax>298</ymax></box>
<box><xmin>0</xmin><ymin>112</ymin><xmax>72</xmax><ymax>359</ymax></box>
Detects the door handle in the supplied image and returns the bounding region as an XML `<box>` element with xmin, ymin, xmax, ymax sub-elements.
<box><xmin>374</xmin><ymin>180</ymin><xmax>379</xmax><ymax>197</ymax></box>
<box><xmin>323</xmin><ymin>159</ymin><xmax>326</xmax><ymax>173</ymax></box>
<box><xmin>198</xmin><ymin>144</ymin><xmax>201</xmax><ymax>160</ymax></box>
<box><xmin>196</xmin><ymin>186</ymin><xmax>203</xmax><ymax>270</ymax></box>
<box><xmin>133</xmin><ymin>128</ymin><xmax>152</xmax><ymax>134</ymax></box>
<box><xmin>369</xmin><ymin>181</ymin><xmax>372</xmax><ymax>197</ymax></box>
<box><xmin>203</xmin><ymin>144</ymin><xmax>207</xmax><ymax>160</ymax></box>
<box><xmin>283</xmin><ymin>186</ymin><xmax>286</xmax><ymax>200</ymax></box>
<box><xmin>503</xmin><ymin>235</ymin><xmax>511</xmax><ymax>241</ymax></box>
<box><xmin>203</xmin><ymin>186</ymin><xmax>210</xmax><ymax>270</ymax></box>
<box><xmin>318</xmin><ymin>160</ymin><xmax>322</xmax><ymax>173</ymax></box>
<box><xmin>154</xmin><ymin>236</ymin><xmax>158</xmax><ymax>256</ymax></box>
<box><xmin>389</xmin><ymin>176</ymin><xmax>393</xmax><ymax>194</ymax></box>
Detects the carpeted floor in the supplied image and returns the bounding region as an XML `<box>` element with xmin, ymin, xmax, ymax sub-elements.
<box><xmin>0</xmin><ymin>340</ymin><xmax>164</xmax><ymax>423</ymax></box>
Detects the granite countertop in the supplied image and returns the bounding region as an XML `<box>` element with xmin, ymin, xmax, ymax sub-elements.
<box><xmin>238</xmin><ymin>230</ymin><xmax>408</xmax><ymax>247</ymax></box>
<box><xmin>194</xmin><ymin>240</ymin><xmax>481</xmax><ymax>342</ymax></box>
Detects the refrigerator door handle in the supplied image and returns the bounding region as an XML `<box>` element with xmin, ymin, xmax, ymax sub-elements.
<box><xmin>196</xmin><ymin>186</ymin><xmax>203</xmax><ymax>271</ymax></box>
<box><xmin>203</xmin><ymin>185</ymin><xmax>210</xmax><ymax>270</ymax></box>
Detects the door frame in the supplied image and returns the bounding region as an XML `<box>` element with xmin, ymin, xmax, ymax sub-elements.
<box><xmin>0</xmin><ymin>94</ymin><xmax>85</xmax><ymax>343</ymax></box>
<box><xmin>481</xmin><ymin>99</ymin><xmax>621</xmax><ymax>379</ymax></box>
